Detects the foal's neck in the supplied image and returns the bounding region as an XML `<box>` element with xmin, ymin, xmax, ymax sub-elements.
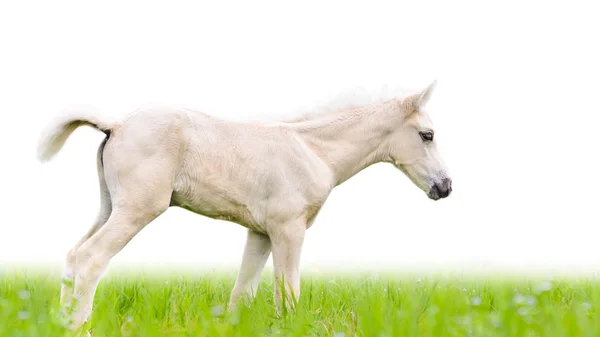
<box><xmin>292</xmin><ymin>101</ymin><xmax>399</xmax><ymax>185</ymax></box>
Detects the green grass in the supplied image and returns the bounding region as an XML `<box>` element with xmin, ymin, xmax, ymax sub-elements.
<box><xmin>1</xmin><ymin>268</ymin><xmax>600</xmax><ymax>337</ymax></box>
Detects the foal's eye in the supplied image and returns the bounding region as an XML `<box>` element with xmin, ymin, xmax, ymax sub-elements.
<box><xmin>419</xmin><ymin>131</ymin><xmax>434</xmax><ymax>142</ymax></box>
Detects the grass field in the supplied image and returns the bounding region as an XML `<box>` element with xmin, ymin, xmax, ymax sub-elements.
<box><xmin>1</xmin><ymin>268</ymin><xmax>600</xmax><ymax>337</ymax></box>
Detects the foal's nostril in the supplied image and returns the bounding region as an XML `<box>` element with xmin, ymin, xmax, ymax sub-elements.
<box><xmin>437</xmin><ymin>178</ymin><xmax>452</xmax><ymax>198</ymax></box>
<box><xmin>442</xmin><ymin>178</ymin><xmax>452</xmax><ymax>195</ymax></box>
<box><xmin>428</xmin><ymin>184</ymin><xmax>441</xmax><ymax>200</ymax></box>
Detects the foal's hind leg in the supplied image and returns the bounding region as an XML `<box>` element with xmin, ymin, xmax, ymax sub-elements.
<box><xmin>61</xmin><ymin>140</ymin><xmax>112</xmax><ymax>308</ymax></box>
<box><xmin>68</xmin><ymin>166</ymin><xmax>174</xmax><ymax>329</ymax></box>
<box><xmin>69</xmin><ymin>200</ymin><xmax>170</xmax><ymax>328</ymax></box>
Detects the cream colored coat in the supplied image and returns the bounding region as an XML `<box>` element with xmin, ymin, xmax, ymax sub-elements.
<box><xmin>37</xmin><ymin>82</ymin><xmax>451</xmax><ymax>329</ymax></box>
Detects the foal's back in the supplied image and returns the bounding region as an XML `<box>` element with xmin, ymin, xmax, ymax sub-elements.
<box><xmin>113</xmin><ymin>108</ymin><xmax>332</xmax><ymax>232</ymax></box>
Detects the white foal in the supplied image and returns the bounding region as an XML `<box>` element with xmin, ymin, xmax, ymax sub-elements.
<box><xmin>37</xmin><ymin>82</ymin><xmax>451</xmax><ymax>329</ymax></box>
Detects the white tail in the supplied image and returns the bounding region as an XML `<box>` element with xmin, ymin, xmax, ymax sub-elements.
<box><xmin>37</xmin><ymin>111</ymin><xmax>117</xmax><ymax>162</ymax></box>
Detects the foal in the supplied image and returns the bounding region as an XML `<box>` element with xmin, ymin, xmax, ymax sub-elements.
<box><xmin>38</xmin><ymin>82</ymin><xmax>451</xmax><ymax>329</ymax></box>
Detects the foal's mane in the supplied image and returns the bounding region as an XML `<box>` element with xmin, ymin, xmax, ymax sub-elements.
<box><xmin>279</xmin><ymin>86</ymin><xmax>411</xmax><ymax>124</ymax></box>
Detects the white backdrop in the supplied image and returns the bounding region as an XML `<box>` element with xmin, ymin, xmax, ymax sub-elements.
<box><xmin>1</xmin><ymin>1</ymin><xmax>598</xmax><ymax>274</ymax></box>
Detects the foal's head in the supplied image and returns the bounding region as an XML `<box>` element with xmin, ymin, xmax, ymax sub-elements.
<box><xmin>385</xmin><ymin>81</ymin><xmax>452</xmax><ymax>200</ymax></box>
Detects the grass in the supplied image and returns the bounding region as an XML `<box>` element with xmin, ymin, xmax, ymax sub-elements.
<box><xmin>1</xmin><ymin>268</ymin><xmax>600</xmax><ymax>337</ymax></box>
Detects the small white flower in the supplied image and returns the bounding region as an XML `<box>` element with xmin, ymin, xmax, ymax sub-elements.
<box><xmin>471</xmin><ymin>297</ymin><xmax>482</xmax><ymax>306</ymax></box>
<box><xmin>514</xmin><ymin>294</ymin><xmax>525</xmax><ymax>304</ymax></box>
<box><xmin>454</xmin><ymin>315</ymin><xmax>472</xmax><ymax>326</ymax></box>
<box><xmin>534</xmin><ymin>281</ymin><xmax>552</xmax><ymax>294</ymax></box>
<box><xmin>490</xmin><ymin>313</ymin><xmax>502</xmax><ymax>328</ymax></box>
<box><xmin>18</xmin><ymin>290</ymin><xmax>30</xmax><ymax>300</ymax></box>
<box><xmin>18</xmin><ymin>311</ymin><xmax>29</xmax><ymax>320</ymax></box>
<box><xmin>526</xmin><ymin>296</ymin><xmax>536</xmax><ymax>306</ymax></box>
<box><xmin>126</xmin><ymin>315</ymin><xmax>133</xmax><ymax>322</ymax></box>
<box><xmin>211</xmin><ymin>305</ymin><xmax>224</xmax><ymax>317</ymax></box>
<box><xmin>334</xmin><ymin>333</ymin><xmax>345</xmax><ymax>337</ymax></box>
<box><xmin>582</xmin><ymin>302</ymin><xmax>592</xmax><ymax>310</ymax></box>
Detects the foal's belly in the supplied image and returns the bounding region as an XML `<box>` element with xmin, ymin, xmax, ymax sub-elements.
<box><xmin>170</xmin><ymin>185</ymin><xmax>266</xmax><ymax>233</ymax></box>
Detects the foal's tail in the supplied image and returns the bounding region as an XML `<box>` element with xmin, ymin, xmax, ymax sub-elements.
<box><xmin>37</xmin><ymin>110</ymin><xmax>117</xmax><ymax>162</ymax></box>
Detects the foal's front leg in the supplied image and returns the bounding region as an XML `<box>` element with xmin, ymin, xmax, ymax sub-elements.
<box><xmin>229</xmin><ymin>229</ymin><xmax>271</xmax><ymax>307</ymax></box>
<box><xmin>269</xmin><ymin>221</ymin><xmax>306</xmax><ymax>312</ymax></box>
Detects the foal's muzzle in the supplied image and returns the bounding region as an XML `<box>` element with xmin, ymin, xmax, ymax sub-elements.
<box><xmin>428</xmin><ymin>177</ymin><xmax>452</xmax><ymax>200</ymax></box>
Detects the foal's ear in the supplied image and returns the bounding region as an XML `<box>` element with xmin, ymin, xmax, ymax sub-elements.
<box><xmin>418</xmin><ymin>80</ymin><xmax>437</xmax><ymax>107</ymax></box>
<box><xmin>404</xmin><ymin>80</ymin><xmax>437</xmax><ymax>112</ymax></box>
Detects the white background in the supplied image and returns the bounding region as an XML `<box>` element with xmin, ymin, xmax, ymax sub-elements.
<box><xmin>1</xmin><ymin>1</ymin><xmax>598</xmax><ymax>274</ymax></box>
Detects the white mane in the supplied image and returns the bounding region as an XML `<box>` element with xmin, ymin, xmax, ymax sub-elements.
<box><xmin>281</xmin><ymin>85</ymin><xmax>412</xmax><ymax>123</ymax></box>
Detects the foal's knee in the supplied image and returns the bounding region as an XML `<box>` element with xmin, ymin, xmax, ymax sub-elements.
<box><xmin>65</xmin><ymin>247</ymin><xmax>77</xmax><ymax>269</ymax></box>
<box><xmin>73</xmin><ymin>243</ymin><xmax>109</xmax><ymax>282</ymax></box>
<box><xmin>62</xmin><ymin>246</ymin><xmax>82</xmax><ymax>281</ymax></box>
